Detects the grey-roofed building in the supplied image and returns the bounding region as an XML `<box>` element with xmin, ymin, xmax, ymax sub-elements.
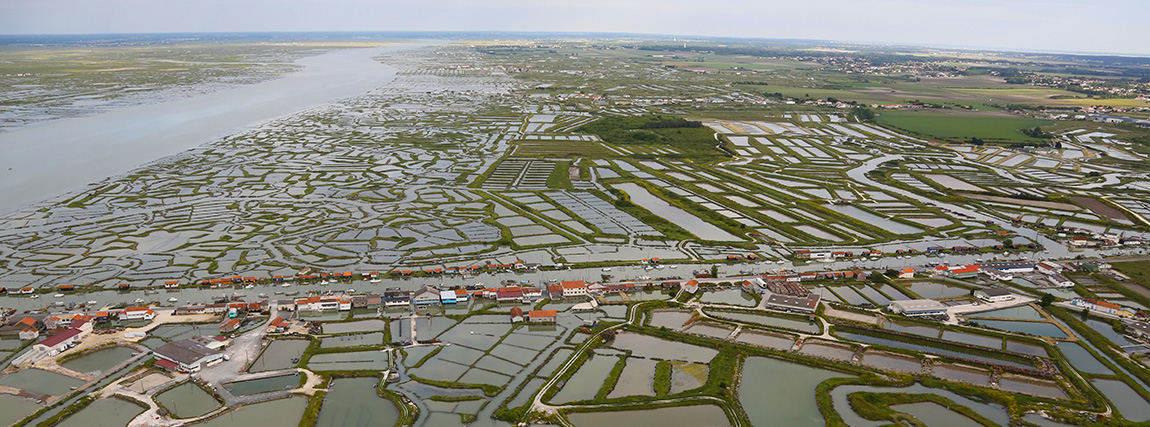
<box><xmin>766</xmin><ymin>293</ymin><xmax>820</xmax><ymax>313</ymax></box>
<box><xmin>154</xmin><ymin>336</ymin><xmax>228</xmax><ymax>373</ymax></box>
<box><xmin>888</xmin><ymin>299</ymin><xmax>947</xmax><ymax>317</ymax></box>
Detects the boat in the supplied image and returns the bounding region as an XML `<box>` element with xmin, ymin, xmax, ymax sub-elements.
<box><xmin>347</xmin><ymin>289</ymin><xmax>355</xmax><ymax>293</ymax></box>
<box><xmin>319</xmin><ymin>280</ymin><xmax>329</xmax><ymax>285</ymax></box>
<box><xmin>54</xmin><ymin>293</ymin><xmax>64</xmax><ymax>298</ymax></box>
<box><xmin>245</xmin><ymin>284</ymin><xmax>255</xmax><ymax>289</ymax></box>
<box><xmin>87</xmin><ymin>300</ymin><xmax>97</xmax><ymax>305</ymax></box>
<box><xmin>168</xmin><ymin>297</ymin><xmax>178</xmax><ymax>303</ymax></box>
<box><xmin>134</xmin><ymin>298</ymin><xmax>145</xmax><ymax>303</ymax></box>
<box><xmin>29</xmin><ymin>295</ymin><xmax>39</xmax><ymax>299</ymax></box>
<box><xmin>282</xmin><ymin>283</ymin><xmax>291</xmax><ymax>287</ymax></box>
<box><xmin>285</xmin><ymin>291</ymin><xmax>299</xmax><ymax>296</ymax></box>
<box><xmin>602</xmin><ymin>268</ymin><xmax>612</xmax><ymax>272</ymax></box>
<box><xmin>369</xmin><ymin>279</ymin><xmax>381</xmax><ymax>283</ymax></box>
<box><xmin>258</xmin><ymin>293</ymin><xmax>268</xmax><ymax>298</ymax></box>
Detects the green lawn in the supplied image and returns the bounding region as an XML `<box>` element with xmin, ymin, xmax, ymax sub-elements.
<box><xmin>875</xmin><ymin>110</ymin><xmax>1052</xmax><ymax>142</ymax></box>
<box><xmin>1112</xmin><ymin>261</ymin><xmax>1150</xmax><ymax>290</ymax></box>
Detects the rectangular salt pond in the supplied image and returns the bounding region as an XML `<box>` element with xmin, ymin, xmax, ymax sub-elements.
<box><xmin>567</xmin><ymin>404</ymin><xmax>729</xmax><ymax>427</ymax></box>
<box><xmin>56</xmin><ymin>398</ymin><xmax>146</xmax><ymax>427</ymax></box>
<box><xmin>799</xmin><ymin>341</ymin><xmax>856</xmax><ymax>361</ymax></box>
<box><xmin>966</xmin><ymin>306</ymin><xmax>1045</xmax><ymax>320</ymax></box>
<box><xmin>195</xmin><ymin>397</ymin><xmax>308</xmax><ymax>427</ymax></box>
<box><xmin>1005</xmin><ymin>340</ymin><xmax>1048</xmax><ymax>357</ymax></box>
<box><xmin>822</xmin><ymin>204</ymin><xmax>923</xmax><ymax>234</ymax></box>
<box><xmin>61</xmin><ymin>346</ymin><xmax>137</xmax><ymax>375</ymax></box>
<box><xmin>1092</xmin><ymin>379</ymin><xmax>1150</xmax><ymax>422</ymax></box>
<box><xmin>906</xmin><ymin>281</ymin><xmax>971</xmax><ymax>298</ymax></box>
<box><xmin>155</xmin><ymin>382</ymin><xmax>222</xmax><ymax>419</ymax></box>
<box><xmin>322</xmin><ymin>319</ymin><xmax>387</xmax><ymax>334</ymax></box>
<box><xmin>317</xmin><ymin>377</ymin><xmax>399</xmax><ymax>427</ymax></box>
<box><xmin>0</xmin><ymin>394</ymin><xmax>41</xmax><ymax>427</ymax></box>
<box><xmin>932</xmin><ymin>364</ymin><xmax>990</xmax><ymax>385</ymax></box>
<box><xmin>552</xmin><ymin>356</ymin><xmax>619</xmax><ymax>403</ymax></box>
<box><xmin>610</xmin><ymin>333</ymin><xmax>717</xmax><ymax>363</ymax></box>
<box><xmin>606</xmin><ymin>358</ymin><xmax>658</xmax><ymax>398</ymax></box>
<box><xmin>611</xmin><ymin>182</ymin><xmax>740</xmax><ymax>241</ymax></box>
<box><xmin>707</xmin><ymin>310</ymin><xmax>820</xmax><ymax>334</ymax></box>
<box><xmin>1055</xmin><ymin>342</ymin><xmax>1112</xmax><ymax>375</ymax></box>
<box><xmin>883</xmin><ymin>321</ymin><xmax>940</xmax><ymax>338</ymax></box>
<box><xmin>225</xmin><ymin>373</ymin><xmax>299</xmax><ymax>396</ymax></box>
<box><xmin>998</xmin><ymin>376</ymin><xmax>1066</xmax><ymax>399</ymax></box>
<box><xmin>740</xmin><ymin>357</ymin><xmax>848</xmax><ymax>426</ymax></box>
<box><xmin>734</xmin><ymin>331</ymin><xmax>794</xmax><ymax>350</ymax></box>
<box><xmin>308</xmin><ymin>350</ymin><xmax>389</xmax><ymax>371</ymax></box>
<box><xmin>647</xmin><ymin>310</ymin><xmax>693</xmax><ymax>329</ymax></box>
<box><xmin>860</xmin><ymin>352</ymin><xmax>922</xmax><ymax>373</ymax></box>
<box><xmin>891</xmin><ymin>402</ymin><xmax>982</xmax><ymax>427</ymax></box>
<box><xmin>321</xmin><ymin>332</ymin><xmax>385</xmax><ymax>348</ymax></box>
<box><xmin>940</xmin><ymin>330</ymin><xmax>1004</xmax><ymax>348</ymax></box>
<box><xmin>250</xmin><ymin>339</ymin><xmax>310</xmax><ymax>372</ymax></box>
<box><xmin>0</xmin><ymin>368</ymin><xmax>85</xmax><ymax>396</ymax></box>
<box><xmin>684</xmin><ymin>322</ymin><xmax>734</xmax><ymax>339</ymax></box>
<box><xmin>836</xmin><ymin>332</ymin><xmax>1032</xmax><ymax>370</ymax></box>
<box><xmin>669</xmin><ymin>361</ymin><xmax>708</xmax><ymax>393</ymax></box>
<box><xmin>855</xmin><ymin>285</ymin><xmax>892</xmax><ymax>305</ymax></box>
<box><xmin>697</xmin><ymin>289</ymin><xmax>756</xmax><ymax>306</ymax></box>
<box><xmin>972</xmin><ymin>320</ymin><xmax>1067</xmax><ymax>338</ymax></box>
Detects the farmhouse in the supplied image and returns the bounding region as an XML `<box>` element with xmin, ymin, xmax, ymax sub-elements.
<box><xmin>118</xmin><ymin>307</ymin><xmax>156</xmax><ymax>321</ymax></box>
<box><xmin>888</xmin><ymin>299</ymin><xmax>948</xmax><ymax>317</ymax></box>
<box><xmin>34</xmin><ymin>327</ymin><xmax>86</xmax><ymax>354</ymax></box>
<box><xmin>528</xmin><ymin>310</ymin><xmax>558</xmax><ymax>323</ymax></box>
<box><xmin>898</xmin><ymin>268</ymin><xmax>915</xmax><ymax>279</ymax></box>
<box><xmin>560</xmin><ymin>281</ymin><xmax>588</xmax><ymax>298</ymax></box>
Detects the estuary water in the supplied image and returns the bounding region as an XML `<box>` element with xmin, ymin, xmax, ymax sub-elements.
<box><xmin>0</xmin><ymin>42</ymin><xmax>425</xmax><ymax>214</ymax></box>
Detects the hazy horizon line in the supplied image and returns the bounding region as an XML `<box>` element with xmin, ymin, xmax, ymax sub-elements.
<box><xmin>2</xmin><ymin>30</ymin><xmax>1149</xmax><ymax>59</ymax></box>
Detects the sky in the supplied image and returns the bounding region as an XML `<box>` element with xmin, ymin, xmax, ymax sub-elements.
<box><xmin>2</xmin><ymin>0</ymin><xmax>1148</xmax><ymax>55</ymax></box>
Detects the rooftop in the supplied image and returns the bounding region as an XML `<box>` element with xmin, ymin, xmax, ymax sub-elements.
<box><xmin>891</xmin><ymin>299</ymin><xmax>947</xmax><ymax>312</ymax></box>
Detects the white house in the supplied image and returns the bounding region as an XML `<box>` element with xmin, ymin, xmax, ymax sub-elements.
<box><xmin>560</xmin><ymin>281</ymin><xmax>588</xmax><ymax>298</ymax></box>
<box><xmin>439</xmin><ymin>290</ymin><xmax>457</xmax><ymax>304</ymax></box>
<box><xmin>1045</xmin><ymin>274</ymin><xmax>1074</xmax><ymax>288</ymax></box>
<box><xmin>974</xmin><ymin>288</ymin><xmax>1014</xmax><ymax>303</ymax></box>
<box><xmin>888</xmin><ymin>299</ymin><xmax>948</xmax><ymax>317</ymax></box>
<box><xmin>119</xmin><ymin>307</ymin><xmax>156</xmax><ymax>321</ymax></box>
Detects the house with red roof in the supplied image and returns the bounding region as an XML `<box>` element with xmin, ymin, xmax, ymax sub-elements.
<box><xmin>528</xmin><ymin>310</ymin><xmax>557</xmax><ymax>323</ymax></box>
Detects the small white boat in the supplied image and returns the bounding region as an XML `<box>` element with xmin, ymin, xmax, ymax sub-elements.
<box><xmin>282</xmin><ymin>283</ymin><xmax>291</xmax><ymax>287</ymax></box>
<box><xmin>319</xmin><ymin>280</ymin><xmax>329</xmax><ymax>285</ymax></box>
<box><xmin>54</xmin><ymin>293</ymin><xmax>64</xmax><ymax>298</ymax></box>
<box><xmin>369</xmin><ymin>279</ymin><xmax>381</xmax><ymax>283</ymax></box>
<box><xmin>168</xmin><ymin>297</ymin><xmax>178</xmax><ymax>302</ymax></box>
<box><xmin>602</xmin><ymin>268</ymin><xmax>612</xmax><ymax>272</ymax></box>
<box><xmin>134</xmin><ymin>298</ymin><xmax>145</xmax><ymax>304</ymax></box>
<box><xmin>347</xmin><ymin>289</ymin><xmax>355</xmax><ymax>293</ymax></box>
<box><xmin>245</xmin><ymin>284</ymin><xmax>255</xmax><ymax>289</ymax></box>
<box><xmin>258</xmin><ymin>293</ymin><xmax>267</xmax><ymax>298</ymax></box>
<box><xmin>87</xmin><ymin>300</ymin><xmax>97</xmax><ymax>305</ymax></box>
<box><xmin>30</xmin><ymin>295</ymin><xmax>39</xmax><ymax>299</ymax></box>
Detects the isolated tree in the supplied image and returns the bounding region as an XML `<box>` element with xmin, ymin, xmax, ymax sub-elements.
<box><xmin>1039</xmin><ymin>293</ymin><xmax>1056</xmax><ymax>307</ymax></box>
